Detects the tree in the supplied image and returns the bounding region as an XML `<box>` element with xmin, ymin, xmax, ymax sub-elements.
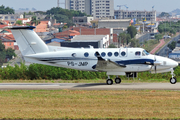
<box><xmin>127</xmin><ymin>26</ymin><xmax>137</xmax><ymax>39</ymax></box>
<box><xmin>118</xmin><ymin>32</ymin><xmax>131</xmax><ymax>45</ymax></box>
<box><xmin>6</xmin><ymin>48</ymin><xmax>16</xmax><ymax>59</ymax></box>
<box><xmin>130</xmin><ymin>38</ymin><xmax>140</xmax><ymax>47</ymax></box>
<box><xmin>108</xmin><ymin>44</ymin><xmax>116</xmax><ymax>48</ymax></box>
<box><xmin>0</xmin><ymin>40</ymin><xmax>6</xmax><ymax>67</ymax></box>
<box><xmin>63</xmin><ymin>25</ymin><xmax>68</xmax><ymax>29</ymax></box>
<box><xmin>155</xmin><ymin>34</ymin><xmax>162</xmax><ymax>41</ymax></box>
<box><xmin>54</xmin><ymin>14</ymin><xmax>73</xmax><ymax>27</ymax></box>
<box><xmin>16</xmin><ymin>20</ymin><xmax>23</xmax><ymax>25</ymax></box>
<box><xmin>34</xmin><ymin>11</ymin><xmax>46</xmax><ymax>15</ymax></box>
<box><xmin>26</xmin><ymin>23</ymin><xmax>30</xmax><ymax>26</ymax></box>
<box><xmin>168</xmin><ymin>41</ymin><xmax>176</xmax><ymax>50</ymax></box>
<box><xmin>46</xmin><ymin>7</ymin><xmax>88</xmax><ymax>27</ymax></box>
<box><xmin>0</xmin><ymin>5</ymin><xmax>14</xmax><ymax>14</ymax></box>
<box><xmin>31</xmin><ymin>16</ymin><xmax>40</xmax><ymax>26</ymax></box>
<box><xmin>170</xmin><ymin>29</ymin><xmax>176</xmax><ymax>35</ymax></box>
<box><xmin>158</xmin><ymin>12</ymin><xmax>170</xmax><ymax>17</ymax></box>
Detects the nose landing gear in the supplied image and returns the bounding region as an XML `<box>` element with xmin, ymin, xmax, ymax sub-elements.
<box><xmin>170</xmin><ymin>69</ymin><xmax>177</xmax><ymax>84</ymax></box>
<box><xmin>106</xmin><ymin>76</ymin><xmax>121</xmax><ymax>85</ymax></box>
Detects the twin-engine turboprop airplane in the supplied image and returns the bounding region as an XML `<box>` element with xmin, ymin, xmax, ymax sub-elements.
<box><xmin>5</xmin><ymin>26</ymin><xmax>179</xmax><ymax>85</ymax></box>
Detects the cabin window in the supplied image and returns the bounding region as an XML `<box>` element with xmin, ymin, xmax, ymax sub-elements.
<box><xmin>135</xmin><ymin>51</ymin><xmax>141</xmax><ymax>56</ymax></box>
<box><xmin>121</xmin><ymin>51</ymin><xmax>126</xmax><ymax>56</ymax></box>
<box><xmin>84</xmin><ymin>52</ymin><xmax>89</xmax><ymax>57</ymax></box>
<box><xmin>94</xmin><ymin>53</ymin><xmax>97</xmax><ymax>57</ymax></box>
<box><xmin>72</xmin><ymin>53</ymin><xmax>76</xmax><ymax>57</ymax></box>
<box><xmin>101</xmin><ymin>52</ymin><xmax>106</xmax><ymax>57</ymax></box>
<box><xmin>114</xmin><ymin>52</ymin><xmax>119</xmax><ymax>57</ymax></box>
<box><xmin>108</xmin><ymin>52</ymin><xmax>112</xmax><ymax>57</ymax></box>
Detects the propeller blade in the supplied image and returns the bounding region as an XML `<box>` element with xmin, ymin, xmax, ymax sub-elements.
<box><xmin>149</xmin><ymin>65</ymin><xmax>153</xmax><ymax>73</ymax></box>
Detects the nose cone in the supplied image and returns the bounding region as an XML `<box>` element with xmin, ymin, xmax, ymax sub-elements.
<box><xmin>169</xmin><ymin>59</ymin><xmax>179</xmax><ymax>68</ymax></box>
<box><xmin>164</xmin><ymin>57</ymin><xmax>178</xmax><ymax>68</ymax></box>
<box><xmin>156</xmin><ymin>56</ymin><xmax>178</xmax><ymax>68</ymax></box>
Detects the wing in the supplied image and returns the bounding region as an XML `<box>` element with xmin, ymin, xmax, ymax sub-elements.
<box><xmin>93</xmin><ymin>52</ymin><xmax>126</xmax><ymax>71</ymax></box>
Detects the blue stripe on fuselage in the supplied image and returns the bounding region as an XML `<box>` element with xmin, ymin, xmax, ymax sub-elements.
<box><xmin>116</xmin><ymin>59</ymin><xmax>154</xmax><ymax>65</ymax></box>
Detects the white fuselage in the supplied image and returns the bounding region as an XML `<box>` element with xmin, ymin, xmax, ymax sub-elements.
<box><xmin>25</xmin><ymin>47</ymin><xmax>178</xmax><ymax>75</ymax></box>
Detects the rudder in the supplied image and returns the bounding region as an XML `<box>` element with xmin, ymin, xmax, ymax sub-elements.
<box><xmin>7</xmin><ymin>26</ymin><xmax>49</xmax><ymax>56</ymax></box>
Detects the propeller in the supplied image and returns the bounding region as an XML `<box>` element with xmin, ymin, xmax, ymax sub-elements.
<box><xmin>149</xmin><ymin>55</ymin><xmax>161</xmax><ymax>73</ymax></box>
<box><xmin>154</xmin><ymin>56</ymin><xmax>157</xmax><ymax>73</ymax></box>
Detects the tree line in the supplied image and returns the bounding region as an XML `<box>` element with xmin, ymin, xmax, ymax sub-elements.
<box><xmin>0</xmin><ymin>63</ymin><xmax>179</xmax><ymax>81</ymax></box>
<box><xmin>23</xmin><ymin>7</ymin><xmax>89</xmax><ymax>27</ymax></box>
<box><xmin>158</xmin><ymin>21</ymin><xmax>180</xmax><ymax>35</ymax></box>
<box><xmin>0</xmin><ymin>5</ymin><xmax>14</xmax><ymax>14</ymax></box>
<box><xmin>0</xmin><ymin>5</ymin><xmax>88</xmax><ymax>27</ymax></box>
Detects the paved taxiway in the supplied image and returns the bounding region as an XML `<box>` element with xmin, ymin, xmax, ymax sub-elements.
<box><xmin>0</xmin><ymin>83</ymin><xmax>180</xmax><ymax>90</ymax></box>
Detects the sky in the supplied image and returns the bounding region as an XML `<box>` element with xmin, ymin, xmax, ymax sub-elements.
<box><xmin>0</xmin><ymin>0</ymin><xmax>180</xmax><ymax>12</ymax></box>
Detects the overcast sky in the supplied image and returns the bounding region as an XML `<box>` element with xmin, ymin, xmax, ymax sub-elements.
<box><xmin>0</xmin><ymin>0</ymin><xmax>180</xmax><ymax>12</ymax></box>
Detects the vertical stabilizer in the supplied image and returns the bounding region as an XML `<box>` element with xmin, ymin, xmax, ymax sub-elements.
<box><xmin>7</xmin><ymin>26</ymin><xmax>49</xmax><ymax>56</ymax></box>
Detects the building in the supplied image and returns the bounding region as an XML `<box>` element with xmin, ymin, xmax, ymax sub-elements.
<box><xmin>168</xmin><ymin>40</ymin><xmax>180</xmax><ymax>61</ymax></box>
<box><xmin>65</xmin><ymin>0</ymin><xmax>114</xmax><ymax>18</ymax></box>
<box><xmin>114</xmin><ymin>10</ymin><xmax>156</xmax><ymax>22</ymax></box>
<box><xmin>25</xmin><ymin>13</ymin><xmax>46</xmax><ymax>21</ymax></box>
<box><xmin>0</xmin><ymin>14</ymin><xmax>23</xmax><ymax>25</ymax></box>
<box><xmin>98</xmin><ymin>19</ymin><xmax>131</xmax><ymax>29</ymax></box>
<box><xmin>17</xmin><ymin>18</ymin><xmax>31</xmax><ymax>24</ymax></box>
<box><xmin>54</xmin><ymin>30</ymin><xmax>80</xmax><ymax>40</ymax></box>
<box><xmin>2</xmin><ymin>39</ymin><xmax>14</xmax><ymax>49</ymax></box>
<box><xmin>73</xmin><ymin>16</ymin><xmax>94</xmax><ymax>26</ymax></box>
<box><xmin>65</xmin><ymin>0</ymin><xmax>91</xmax><ymax>15</ymax></box>
<box><xmin>62</xmin><ymin>35</ymin><xmax>109</xmax><ymax>48</ymax></box>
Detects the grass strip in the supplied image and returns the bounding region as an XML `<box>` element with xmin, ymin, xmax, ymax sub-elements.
<box><xmin>0</xmin><ymin>90</ymin><xmax>180</xmax><ymax>119</ymax></box>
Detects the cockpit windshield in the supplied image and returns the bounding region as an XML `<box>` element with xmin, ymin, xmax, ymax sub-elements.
<box><xmin>142</xmin><ymin>50</ymin><xmax>150</xmax><ymax>56</ymax></box>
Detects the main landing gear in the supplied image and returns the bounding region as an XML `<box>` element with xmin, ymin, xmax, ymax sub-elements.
<box><xmin>106</xmin><ymin>76</ymin><xmax>121</xmax><ymax>85</ymax></box>
<box><xmin>170</xmin><ymin>69</ymin><xmax>177</xmax><ymax>84</ymax></box>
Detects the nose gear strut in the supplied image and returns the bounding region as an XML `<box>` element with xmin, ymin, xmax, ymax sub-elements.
<box><xmin>170</xmin><ymin>68</ymin><xmax>177</xmax><ymax>84</ymax></box>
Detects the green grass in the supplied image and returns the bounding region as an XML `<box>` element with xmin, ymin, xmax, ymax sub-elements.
<box><xmin>142</xmin><ymin>39</ymin><xmax>159</xmax><ymax>52</ymax></box>
<box><xmin>1</xmin><ymin>90</ymin><xmax>180</xmax><ymax>119</ymax></box>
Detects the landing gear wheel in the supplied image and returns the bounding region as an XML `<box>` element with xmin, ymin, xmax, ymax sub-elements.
<box><xmin>115</xmin><ymin>78</ymin><xmax>121</xmax><ymax>84</ymax></box>
<box><xmin>106</xmin><ymin>79</ymin><xmax>113</xmax><ymax>85</ymax></box>
<box><xmin>170</xmin><ymin>77</ymin><xmax>177</xmax><ymax>84</ymax></box>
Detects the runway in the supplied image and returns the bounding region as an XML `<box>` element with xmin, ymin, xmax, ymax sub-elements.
<box><xmin>0</xmin><ymin>83</ymin><xmax>180</xmax><ymax>90</ymax></box>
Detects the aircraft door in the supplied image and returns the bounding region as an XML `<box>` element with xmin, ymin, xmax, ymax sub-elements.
<box><xmin>119</xmin><ymin>48</ymin><xmax>128</xmax><ymax>57</ymax></box>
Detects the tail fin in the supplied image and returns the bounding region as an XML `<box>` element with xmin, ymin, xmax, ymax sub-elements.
<box><xmin>6</xmin><ymin>26</ymin><xmax>49</xmax><ymax>56</ymax></box>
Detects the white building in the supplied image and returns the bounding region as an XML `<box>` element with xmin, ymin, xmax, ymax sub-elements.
<box><xmin>114</xmin><ymin>10</ymin><xmax>156</xmax><ymax>22</ymax></box>
<box><xmin>98</xmin><ymin>19</ymin><xmax>131</xmax><ymax>29</ymax></box>
<box><xmin>0</xmin><ymin>14</ymin><xmax>23</xmax><ymax>24</ymax></box>
<box><xmin>73</xmin><ymin>16</ymin><xmax>94</xmax><ymax>26</ymax></box>
<box><xmin>17</xmin><ymin>18</ymin><xmax>31</xmax><ymax>24</ymax></box>
<box><xmin>65</xmin><ymin>0</ymin><xmax>114</xmax><ymax>18</ymax></box>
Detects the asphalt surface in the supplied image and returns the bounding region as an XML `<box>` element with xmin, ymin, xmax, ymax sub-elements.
<box><xmin>0</xmin><ymin>83</ymin><xmax>180</xmax><ymax>90</ymax></box>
